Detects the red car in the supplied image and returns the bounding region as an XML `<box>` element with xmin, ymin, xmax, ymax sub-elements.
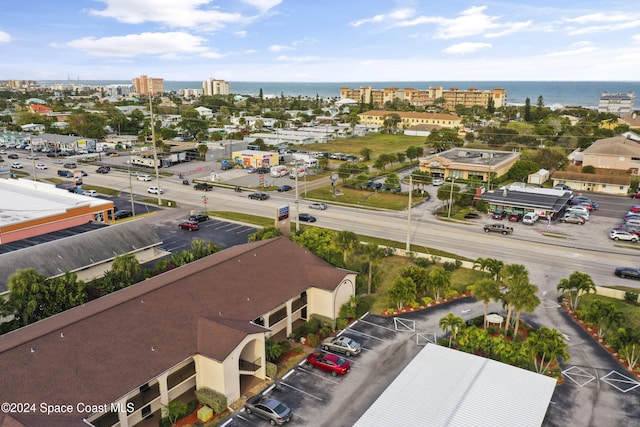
<box><xmin>630</xmin><ymin>193</ymin><xmax>640</xmax><ymax>199</ymax></box>
<box><xmin>178</xmin><ymin>220</ymin><xmax>199</xmax><ymax>231</ymax></box>
<box><xmin>305</xmin><ymin>352</ymin><xmax>350</xmax><ymax>376</ymax></box>
<box><xmin>630</xmin><ymin>205</ymin><xmax>640</xmax><ymax>213</ymax></box>
<box><xmin>508</xmin><ymin>212</ymin><xmax>523</xmax><ymax>222</ymax></box>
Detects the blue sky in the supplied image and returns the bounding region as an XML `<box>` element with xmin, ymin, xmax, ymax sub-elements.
<box><xmin>1</xmin><ymin>0</ymin><xmax>639</xmax><ymax>82</ymax></box>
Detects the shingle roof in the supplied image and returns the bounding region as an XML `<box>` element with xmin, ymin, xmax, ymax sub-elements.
<box><xmin>359</xmin><ymin>110</ymin><xmax>461</xmax><ymax>121</ymax></box>
<box><xmin>552</xmin><ymin>171</ymin><xmax>631</xmax><ymax>185</ymax></box>
<box><xmin>583</xmin><ymin>135</ymin><xmax>640</xmax><ymax>156</ymax></box>
<box><xmin>0</xmin><ymin>220</ymin><xmax>162</xmax><ymax>293</ymax></box>
<box><xmin>0</xmin><ymin>237</ymin><xmax>351</xmax><ymax>426</ymax></box>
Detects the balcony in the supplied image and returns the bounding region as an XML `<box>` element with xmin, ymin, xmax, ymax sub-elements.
<box><xmin>239</xmin><ymin>357</ymin><xmax>262</xmax><ymax>374</ymax></box>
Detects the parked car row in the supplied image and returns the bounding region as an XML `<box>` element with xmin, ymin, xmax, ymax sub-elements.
<box><xmin>610</xmin><ymin>203</ymin><xmax>640</xmax><ymax>243</ymax></box>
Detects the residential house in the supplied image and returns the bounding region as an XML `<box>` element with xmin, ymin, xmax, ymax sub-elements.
<box><xmin>551</xmin><ymin>171</ymin><xmax>631</xmax><ymax>196</ymax></box>
<box><xmin>358</xmin><ymin>110</ymin><xmax>462</xmax><ymax>130</ymax></box>
<box><xmin>581</xmin><ymin>134</ymin><xmax>640</xmax><ymax>174</ymax></box>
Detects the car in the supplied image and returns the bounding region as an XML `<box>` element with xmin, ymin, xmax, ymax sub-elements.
<box><xmin>563</xmin><ymin>211</ymin><xmax>589</xmax><ymax>221</ymax></box>
<box><xmin>137</xmin><ymin>174</ymin><xmax>152</xmax><ymax>181</ymax></box>
<box><xmin>178</xmin><ymin>220</ymin><xmax>200</xmax><ymax>231</ymax></box>
<box><xmin>80</xmin><ymin>170</ymin><xmax>88</xmax><ymax>177</ymax></box>
<box><xmin>278</xmin><ymin>185</ymin><xmax>293</xmax><ymax>192</ymax></box>
<box><xmin>624</xmin><ymin>218</ymin><xmax>640</xmax><ymax>227</ymax></box>
<box><xmin>248</xmin><ymin>192</ymin><xmax>270</xmax><ymax>200</ymax></box>
<box><xmin>26</xmin><ymin>154</ymin><xmax>38</xmax><ymax>160</ymax></box>
<box><xmin>244</xmin><ymin>395</ymin><xmax>292</xmax><ymax>426</ymax></box>
<box><xmin>492</xmin><ymin>210</ymin><xmax>507</xmax><ymax>220</ymax></box>
<box><xmin>309</xmin><ymin>202</ymin><xmax>328</xmax><ymax>210</ymax></box>
<box><xmin>147</xmin><ymin>186</ymin><xmax>164</xmax><ymax>194</ymax></box>
<box><xmin>188</xmin><ymin>213</ymin><xmax>209</xmax><ymax>223</ymax></box>
<box><xmin>614</xmin><ymin>267</ymin><xmax>640</xmax><ymax>280</ymax></box>
<box><xmin>565</xmin><ymin>206</ymin><xmax>590</xmax><ymax>216</ymax></box>
<box><xmin>83</xmin><ymin>190</ymin><xmax>98</xmax><ymax>197</ymax></box>
<box><xmin>463</xmin><ymin>212</ymin><xmax>480</xmax><ymax>219</ymax></box>
<box><xmin>63</xmin><ymin>162</ymin><xmax>77</xmax><ymax>169</ymax></box>
<box><xmin>106</xmin><ymin>151</ymin><xmax>120</xmax><ymax>157</ymax></box>
<box><xmin>522</xmin><ymin>212</ymin><xmax>539</xmax><ymax>225</ymax></box>
<box><xmin>576</xmin><ymin>202</ymin><xmax>594</xmax><ymax>211</ymax></box>
<box><xmin>193</xmin><ymin>182</ymin><xmax>213</xmax><ymax>191</ymax></box>
<box><xmin>256</xmin><ymin>167</ymin><xmax>270</xmax><ymax>174</ymax></box>
<box><xmin>57</xmin><ymin>169</ymin><xmax>73</xmax><ymax>177</ymax></box>
<box><xmin>96</xmin><ymin>166</ymin><xmax>110</xmax><ymax>174</ymax></box>
<box><xmin>630</xmin><ymin>193</ymin><xmax>640</xmax><ymax>199</ymax></box>
<box><xmin>113</xmin><ymin>210</ymin><xmax>133</xmax><ymax>220</ymax></box>
<box><xmin>306</xmin><ymin>352</ymin><xmax>350</xmax><ymax>376</ymax></box>
<box><xmin>35</xmin><ymin>163</ymin><xmax>47</xmax><ymax>170</ymax></box>
<box><xmin>11</xmin><ymin>162</ymin><xmax>23</xmax><ymax>169</ymax></box>
<box><xmin>246</xmin><ymin>167</ymin><xmax>257</xmax><ymax>173</ymax></box>
<box><xmin>610</xmin><ymin>230</ymin><xmax>638</xmax><ymax>242</ymax></box>
<box><xmin>432</xmin><ymin>178</ymin><xmax>445</xmax><ymax>186</ymax></box>
<box><xmin>629</xmin><ymin>205</ymin><xmax>640</xmax><ymax>213</ymax></box>
<box><xmin>321</xmin><ymin>336</ymin><xmax>362</xmax><ymax>356</ymax></box>
<box><xmin>508</xmin><ymin>212</ymin><xmax>523</xmax><ymax>222</ymax></box>
<box><xmin>8</xmin><ymin>153</ymin><xmax>18</xmax><ymax>159</ymax></box>
<box><xmin>554</xmin><ymin>184</ymin><xmax>572</xmax><ymax>191</ymax></box>
<box><xmin>53</xmin><ymin>159</ymin><xmax>64</xmax><ymax>164</ymax></box>
<box><xmin>560</xmin><ymin>215</ymin><xmax>585</xmax><ymax>225</ymax></box>
<box><xmin>298</xmin><ymin>213</ymin><xmax>317</xmax><ymax>222</ymax></box>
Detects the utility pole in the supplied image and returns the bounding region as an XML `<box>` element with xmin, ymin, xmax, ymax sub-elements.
<box><xmin>149</xmin><ymin>93</ymin><xmax>161</xmax><ymax>205</ymax></box>
<box><xmin>405</xmin><ymin>174</ymin><xmax>412</xmax><ymax>252</ymax></box>
<box><xmin>448</xmin><ymin>177</ymin><xmax>456</xmax><ymax>219</ymax></box>
<box><xmin>295</xmin><ymin>162</ymin><xmax>300</xmax><ymax>232</ymax></box>
<box><xmin>128</xmin><ymin>162</ymin><xmax>135</xmax><ymax>215</ymax></box>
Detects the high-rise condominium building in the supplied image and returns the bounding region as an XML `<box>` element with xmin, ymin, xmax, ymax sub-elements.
<box><xmin>132</xmin><ymin>75</ymin><xmax>164</xmax><ymax>95</ymax></box>
<box><xmin>203</xmin><ymin>77</ymin><xmax>230</xmax><ymax>96</ymax></box>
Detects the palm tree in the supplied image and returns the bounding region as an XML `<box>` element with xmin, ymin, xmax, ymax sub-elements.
<box><xmin>611</xmin><ymin>327</ymin><xmax>640</xmax><ymax>370</ymax></box>
<box><xmin>469</xmin><ymin>279</ymin><xmax>501</xmax><ymax>328</ymax></box>
<box><xmin>485</xmin><ymin>258</ymin><xmax>505</xmax><ymax>282</ymax></box>
<box><xmin>6</xmin><ymin>268</ymin><xmax>46</xmax><ymax>326</ymax></box>
<box><xmin>428</xmin><ymin>267</ymin><xmax>452</xmax><ymax>301</ymax></box>
<box><xmin>501</xmin><ymin>264</ymin><xmax>530</xmax><ymax>334</ymax></box>
<box><xmin>585</xmin><ymin>300</ymin><xmax>625</xmax><ymax>339</ymax></box>
<box><xmin>557</xmin><ymin>271</ymin><xmax>597</xmax><ymax>311</ymax></box>
<box><xmin>526</xmin><ymin>326</ymin><xmax>570</xmax><ymax>375</ymax></box>
<box><xmin>335</xmin><ymin>230</ymin><xmax>358</xmax><ymax>266</ymax></box>
<box><xmin>472</xmin><ymin>257</ymin><xmax>490</xmax><ymax>274</ymax></box>
<box><xmin>439</xmin><ymin>313</ymin><xmax>465</xmax><ymax>347</ymax></box>
<box><xmin>361</xmin><ymin>243</ymin><xmax>385</xmax><ymax>294</ymax></box>
<box><xmin>511</xmin><ymin>282</ymin><xmax>541</xmax><ymax>339</ymax></box>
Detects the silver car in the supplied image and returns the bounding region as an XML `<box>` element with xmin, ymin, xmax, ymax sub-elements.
<box><xmin>309</xmin><ymin>202</ymin><xmax>327</xmax><ymax>210</ymax></box>
<box><xmin>321</xmin><ymin>336</ymin><xmax>361</xmax><ymax>356</ymax></box>
<box><xmin>245</xmin><ymin>395</ymin><xmax>292</xmax><ymax>425</ymax></box>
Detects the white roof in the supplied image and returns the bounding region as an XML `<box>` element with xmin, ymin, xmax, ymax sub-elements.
<box><xmin>354</xmin><ymin>344</ymin><xmax>556</xmax><ymax>427</ymax></box>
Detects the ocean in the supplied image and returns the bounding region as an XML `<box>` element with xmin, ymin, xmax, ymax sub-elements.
<box><xmin>40</xmin><ymin>80</ymin><xmax>640</xmax><ymax>109</ymax></box>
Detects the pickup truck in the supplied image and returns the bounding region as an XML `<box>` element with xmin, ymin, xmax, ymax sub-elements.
<box><xmin>483</xmin><ymin>223</ymin><xmax>514</xmax><ymax>235</ymax></box>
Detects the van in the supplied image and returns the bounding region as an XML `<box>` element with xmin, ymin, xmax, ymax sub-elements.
<box><xmin>57</xmin><ymin>169</ymin><xmax>73</xmax><ymax>177</ymax></box>
<box><xmin>63</xmin><ymin>162</ymin><xmax>77</xmax><ymax>169</ymax></box>
<box><xmin>270</xmin><ymin>165</ymin><xmax>288</xmax><ymax>177</ymax></box>
<box><xmin>522</xmin><ymin>212</ymin><xmax>539</xmax><ymax>225</ymax></box>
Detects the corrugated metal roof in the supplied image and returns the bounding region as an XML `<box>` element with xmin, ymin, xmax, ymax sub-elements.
<box><xmin>354</xmin><ymin>344</ymin><xmax>556</xmax><ymax>427</ymax></box>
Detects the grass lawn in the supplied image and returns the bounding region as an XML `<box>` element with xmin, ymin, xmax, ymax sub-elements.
<box><xmin>305</xmin><ymin>185</ymin><xmax>425</xmax><ymax>210</ymax></box>
<box><xmin>304</xmin><ymin>133</ymin><xmax>425</xmax><ymax>157</ymax></box>
<box><xmin>579</xmin><ymin>294</ymin><xmax>640</xmax><ymax>331</ymax></box>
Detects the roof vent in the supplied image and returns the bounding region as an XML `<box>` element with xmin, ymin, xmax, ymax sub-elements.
<box><xmin>30</xmin><ymin>348</ymin><xmax>35</xmax><ymax>353</ymax></box>
<box><xmin>60</xmin><ymin>332</ymin><xmax>64</xmax><ymax>338</ymax></box>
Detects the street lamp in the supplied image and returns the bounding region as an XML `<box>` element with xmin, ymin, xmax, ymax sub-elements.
<box><xmin>447</xmin><ymin>176</ymin><xmax>456</xmax><ymax>219</ymax></box>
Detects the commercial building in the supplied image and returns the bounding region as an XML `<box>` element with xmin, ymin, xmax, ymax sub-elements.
<box><xmin>418</xmin><ymin>148</ymin><xmax>520</xmax><ymax>183</ymax></box>
<box><xmin>0</xmin><ymin>179</ymin><xmax>114</xmax><ymax>245</ymax></box>
<box><xmin>341</xmin><ymin>86</ymin><xmax>506</xmax><ymax>110</ymax></box>
<box><xmin>232</xmin><ymin>149</ymin><xmax>279</xmax><ymax>168</ymax></box>
<box><xmin>202</xmin><ymin>77</ymin><xmax>230</xmax><ymax>96</ymax></box>
<box><xmin>358</xmin><ymin>110</ymin><xmax>462</xmax><ymax>130</ymax></box>
<box><xmin>551</xmin><ymin>171</ymin><xmax>631</xmax><ymax>196</ymax></box>
<box><xmin>0</xmin><ymin>237</ymin><xmax>356</xmax><ymax>427</ymax></box>
<box><xmin>105</xmin><ymin>84</ymin><xmax>136</xmax><ymax>98</ymax></box>
<box><xmin>132</xmin><ymin>75</ymin><xmax>164</xmax><ymax>95</ymax></box>
<box><xmin>598</xmin><ymin>92</ymin><xmax>635</xmax><ymax>117</ymax></box>
<box><xmin>480</xmin><ymin>185</ymin><xmax>572</xmax><ymax>218</ymax></box>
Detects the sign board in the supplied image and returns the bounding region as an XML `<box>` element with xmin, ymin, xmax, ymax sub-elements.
<box><xmin>277</xmin><ymin>205</ymin><xmax>290</xmax><ymax>221</ymax></box>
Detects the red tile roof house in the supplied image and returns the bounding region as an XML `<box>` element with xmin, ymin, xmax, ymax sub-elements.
<box><xmin>28</xmin><ymin>103</ymin><xmax>53</xmax><ymax>115</ymax></box>
<box><xmin>0</xmin><ymin>237</ymin><xmax>356</xmax><ymax>427</ymax></box>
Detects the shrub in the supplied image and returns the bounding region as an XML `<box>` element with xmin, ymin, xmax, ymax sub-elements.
<box><xmin>624</xmin><ymin>291</ymin><xmax>639</xmax><ymax>304</ymax></box>
<box><xmin>279</xmin><ymin>340</ymin><xmax>292</xmax><ymax>357</ymax></box>
<box><xmin>410</xmin><ymin>301</ymin><xmax>420</xmax><ymax>309</ymax></box>
<box><xmin>336</xmin><ymin>318</ymin><xmax>348</xmax><ymax>330</ymax></box>
<box><xmin>265</xmin><ymin>338</ymin><xmax>283</xmax><ymax>363</ymax></box>
<box><xmin>195</xmin><ymin>387</ymin><xmax>227</xmax><ymax>414</ymax></box>
<box><xmin>266</xmin><ymin>362</ymin><xmax>277</xmax><ymax>378</ymax></box>
<box><xmin>415</xmin><ymin>257</ymin><xmax>434</xmax><ymax>268</ymax></box>
<box><xmin>318</xmin><ymin>326</ymin><xmax>332</xmax><ymax>340</ymax></box>
<box><xmin>310</xmin><ymin>314</ymin><xmax>334</xmax><ymax>330</ymax></box>
<box><xmin>422</xmin><ymin>296</ymin><xmax>433</xmax><ymax>305</ymax></box>
<box><xmin>445</xmin><ymin>289</ymin><xmax>459</xmax><ymax>299</ymax></box>
<box><xmin>306</xmin><ymin>333</ymin><xmax>319</xmax><ymax>348</ymax></box>
<box><xmin>443</xmin><ymin>261</ymin><xmax>461</xmax><ymax>272</ymax></box>
<box><xmin>293</xmin><ymin>346</ymin><xmax>304</xmax><ymax>354</ymax></box>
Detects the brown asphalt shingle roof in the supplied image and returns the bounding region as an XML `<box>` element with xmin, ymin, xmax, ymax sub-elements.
<box><xmin>0</xmin><ymin>237</ymin><xmax>352</xmax><ymax>427</ymax></box>
<box><xmin>552</xmin><ymin>171</ymin><xmax>632</xmax><ymax>185</ymax></box>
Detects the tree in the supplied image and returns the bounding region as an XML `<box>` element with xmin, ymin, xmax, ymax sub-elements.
<box><xmin>335</xmin><ymin>230</ymin><xmax>359</xmax><ymax>266</ymax></box>
<box><xmin>388</xmin><ymin>277</ymin><xmax>417</xmax><ymax>310</ymax></box>
<box><xmin>581</xmin><ymin>165</ymin><xmax>597</xmax><ymax>174</ymax></box>
<box><xmin>485</xmin><ymin>258</ymin><xmax>505</xmax><ymax>282</ymax></box>
<box><xmin>584</xmin><ymin>300</ymin><xmax>625</xmax><ymax>339</ymax></box>
<box><xmin>384</xmin><ymin>173</ymin><xmax>400</xmax><ymax>191</ymax></box>
<box><xmin>406</xmin><ymin>146</ymin><xmax>423</xmax><ymax>161</ymax></box>
<box><xmin>38</xmin><ymin>272</ymin><xmax>86</xmax><ymax>319</ymax></box>
<box><xmin>382</xmin><ymin>113</ymin><xmax>401</xmax><ymax>133</ymax></box>
<box><xmin>428</xmin><ymin>267</ymin><xmax>452</xmax><ymax>301</ymax></box>
<box><xmin>610</xmin><ymin>327</ymin><xmax>640</xmax><ymax>370</ymax></box>
<box><xmin>469</xmin><ymin>279</ymin><xmax>501</xmax><ymax>328</ymax></box>
<box><xmin>524</xmin><ymin>97</ymin><xmax>532</xmax><ymax>122</ymax></box>
<box><xmin>359</xmin><ymin>147</ymin><xmax>372</xmax><ymax>161</ymax></box>
<box><xmin>197</xmin><ymin>143</ymin><xmax>209</xmax><ymax>160</ymax></box>
<box><xmin>557</xmin><ymin>271</ymin><xmax>596</xmax><ymax>311</ymax></box>
<box><xmin>501</xmin><ymin>264</ymin><xmax>530</xmax><ymax>335</ymax></box>
<box><xmin>473</xmin><ymin>257</ymin><xmax>491</xmax><ymax>275</ymax></box>
<box><xmin>507</xmin><ymin>160</ymin><xmax>540</xmax><ymax>182</ymax></box>
<box><xmin>361</xmin><ymin>243</ymin><xmax>386</xmax><ymax>294</ymax></box>
<box><xmin>100</xmin><ymin>253</ymin><xmax>142</xmax><ymax>294</ymax></box>
<box><xmin>534</xmin><ymin>148</ymin><xmax>568</xmax><ymax>171</ymax></box>
<box><xmin>439</xmin><ymin>313</ymin><xmax>465</xmax><ymax>347</ymax></box>
<box><xmin>162</xmin><ymin>400</ymin><xmax>188</xmax><ymax>425</ymax></box>
<box><xmin>526</xmin><ymin>326</ymin><xmax>569</xmax><ymax>375</ymax></box>
<box><xmin>248</xmin><ymin>226</ymin><xmax>283</xmax><ymax>242</ymax></box>
<box><xmin>6</xmin><ymin>269</ymin><xmax>46</xmax><ymax>326</ymax></box>
<box><xmin>510</xmin><ymin>282</ymin><xmax>540</xmax><ymax>338</ymax></box>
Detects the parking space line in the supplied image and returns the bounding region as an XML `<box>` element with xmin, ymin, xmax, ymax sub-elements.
<box><xmin>357</xmin><ymin>318</ymin><xmax>397</xmax><ymax>332</ymax></box>
<box><xmin>296</xmin><ymin>366</ymin><xmax>341</xmax><ymax>384</ymax></box>
<box><xmin>347</xmin><ymin>328</ymin><xmax>384</xmax><ymax>341</ymax></box>
<box><xmin>279</xmin><ymin>381</ymin><xmax>324</xmax><ymax>401</ymax></box>
<box><xmin>220</xmin><ymin>416</ymin><xmax>236</xmax><ymax>426</ymax></box>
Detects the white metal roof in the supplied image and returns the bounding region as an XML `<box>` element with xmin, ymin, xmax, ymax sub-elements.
<box><xmin>354</xmin><ymin>344</ymin><xmax>557</xmax><ymax>427</ymax></box>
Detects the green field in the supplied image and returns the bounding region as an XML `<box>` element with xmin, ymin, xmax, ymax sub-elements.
<box><xmin>304</xmin><ymin>133</ymin><xmax>425</xmax><ymax>157</ymax></box>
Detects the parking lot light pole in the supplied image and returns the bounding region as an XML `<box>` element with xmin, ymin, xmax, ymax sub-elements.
<box><xmin>447</xmin><ymin>177</ymin><xmax>456</xmax><ymax>219</ymax></box>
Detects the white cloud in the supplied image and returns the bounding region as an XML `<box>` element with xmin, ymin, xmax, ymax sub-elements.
<box><xmin>275</xmin><ymin>55</ymin><xmax>319</xmax><ymax>62</ymax></box>
<box><xmin>0</xmin><ymin>30</ymin><xmax>11</xmax><ymax>43</ymax></box>
<box><xmin>269</xmin><ymin>44</ymin><xmax>292</xmax><ymax>52</ymax></box>
<box><xmin>545</xmin><ymin>41</ymin><xmax>598</xmax><ymax>57</ymax></box>
<box><xmin>349</xmin><ymin>8</ymin><xmax>414</xmax><ymax>27</ymax></box>
<box><xmin>566</xmin><ymin>21</ymin><xmax>640</xmax><ymax>36</ymax></box>
<box><xmin>88</xmin><ymin>0</ymin><xmax>245</xmax><ymax>29</ymax></box>
<box><xmin>241</xmin><ymin>0</ymin><xmax>282</xmax><ymax>13</ymax></box>
<box><xmin>442</xmin><ymin>42</ymin><xmax>492</xmax><ymax>55</ymax></box>
<box><xmin>60</xmin><ymin>32</ymin><xmax>209</xmax><ymax>58</ymax></box>
<box><xmin>234</xmin><ymin>31</ymin><xmax>248</xmax><ymax>37</ymax></box>
<box><xmin>564</xmin><ymin>12</ymin><xmax>633</xmax><ymax>24</ymax></box>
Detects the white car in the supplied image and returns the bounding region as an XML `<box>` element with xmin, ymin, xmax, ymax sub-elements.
<box><xmin>610</xmin><ymin>230</ymin><xmax>638</xmax><ymax>242</ymax></box>
<box><xmin>432</xmin><ymin>178</ymin><xmax>445</xmax><ymax>186</ymax></box>
<box><xmin>83</xmin><ymin>190</ymin><xmax>98</xmax><ymax>197</ymax></box>
<box><xmin>35</xmin><ymin>163</ymin><xmax>47</xmax><ymax>170</ymax></box>
<box><xmin>565</xmin><ymin>206</ymin><xmax>589</xmax><ymax>215</ymax></box>
<box><xmin>11</xmin><ymin>162</ymin><xmax>23</xmax><ymax>169</ymax></box>
<box><xmin>147</xmin><ymin>186</ymin><xmax>164</xmax><ymax>194</ymax></box>
<box><xmin>137</xmin><ymin>174</ymin><xmax>152</xmax><ymax>181</ymax></box>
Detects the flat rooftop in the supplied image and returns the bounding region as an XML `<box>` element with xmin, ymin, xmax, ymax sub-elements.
<box><xmin>435</xmin><ymin>148</ymin><xmax>518</xmax><ymax>166</ymax></box>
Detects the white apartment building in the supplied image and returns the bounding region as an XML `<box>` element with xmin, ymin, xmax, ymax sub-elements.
<box><xmin>598</xmin><ymin>92</ymin><xmax>635</xmax><ymax>117</ymax></box>
<box><xmin>203</xmin><ymin>77</ymin><xmax>230</xmax><ymax>96</ymax></box>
